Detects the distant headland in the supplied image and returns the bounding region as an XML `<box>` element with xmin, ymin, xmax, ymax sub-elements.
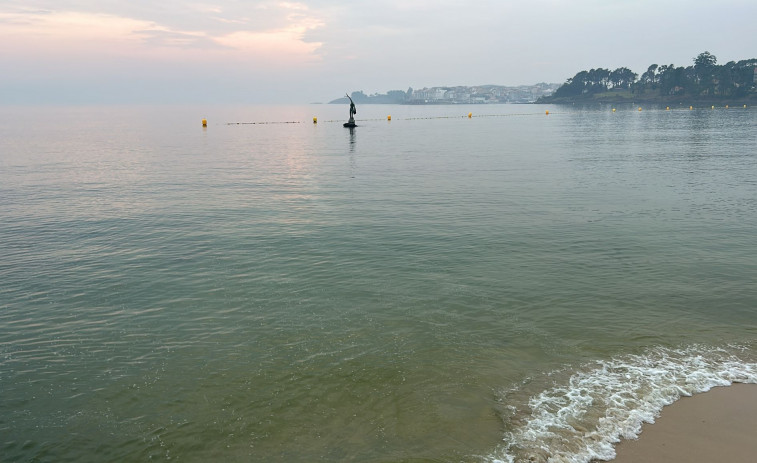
<box><xmin>329</xmin><ymin>84</ymin><xmax>561</xmax><ymax>105</ymax></box>
<box><xmin>537</xmin><ymin>51</ymin><xmax>757</xmax><ymax>105</ymax></box>
<box><xmin>332</xmin><ymin>52</ymin><xmax>756</xmax><ymax>106</ymax></box>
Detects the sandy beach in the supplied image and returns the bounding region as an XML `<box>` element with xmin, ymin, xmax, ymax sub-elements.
<box><xmin>609</xmin><ymin>383</ymin><xmax>757</xmax><ymax>462</ymax></box>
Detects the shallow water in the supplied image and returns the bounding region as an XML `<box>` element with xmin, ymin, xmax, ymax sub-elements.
<box><xmin>1</xmin><ymin>103</ymin><xmax>756</xmax><ymax>462</ymax></box>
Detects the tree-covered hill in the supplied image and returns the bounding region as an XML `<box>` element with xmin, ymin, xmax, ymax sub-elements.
<box><xmin>538</xmin><ymin>52</ymin><xmax>757</xmax><ymax>104</ymax></box>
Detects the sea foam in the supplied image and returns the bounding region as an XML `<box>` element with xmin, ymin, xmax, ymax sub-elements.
<box><xmin>487</xmin><ymin>344</ymin><xmax>757</xmax><ymax>463</ymax></box>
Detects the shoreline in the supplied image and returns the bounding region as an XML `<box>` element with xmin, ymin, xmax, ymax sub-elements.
<box><xmin>606</xmin><ymin>382</ymin><xmax>757</xmax><ymax>463</ymax></box>
<box><xmin>537</xmin><ymin>95</ymin><xmax>757</xmax><ymax>106</ymax></box>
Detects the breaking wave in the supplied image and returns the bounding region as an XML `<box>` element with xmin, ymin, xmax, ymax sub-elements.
<box><xmin>486</xmin><ymin>344</ymin><xmax>757</xmax><ymax>463</ymax></box>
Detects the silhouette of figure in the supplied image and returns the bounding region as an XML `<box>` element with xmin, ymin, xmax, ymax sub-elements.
<box><xmin>346</xmin><ymin>93</ymin><xmax>356</xmax><ymax>120</ymax></box>
<box><xmin>343</xmin><ymin>93</ymin><xmax>357</xmax><ymax>127</ymax></box>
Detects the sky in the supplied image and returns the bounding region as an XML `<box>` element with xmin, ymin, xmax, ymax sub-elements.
<box><xmin>1</xmin><ymin>1</ymin><xmax>755</xmax><ymax>104</ymax></box>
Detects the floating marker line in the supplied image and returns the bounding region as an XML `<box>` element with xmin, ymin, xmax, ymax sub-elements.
<box><xmin>225</xmin><ymin>121</ymin><xmax>302</xmax><ymax>125</ymax></box>
<box><xmin>221</xmin><ymin>105</ymin><xmax>749</xmax><ymax>126</ymax></box>
<box><xmin>225</xmin><ymin>111</ymin><xmax>556</xmax><ymax>125</ymax></box>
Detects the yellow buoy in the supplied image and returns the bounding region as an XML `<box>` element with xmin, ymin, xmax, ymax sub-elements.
<box><xmin>545</xmin><ymin>110</ymin><xmax>549</xmax><ymax>115</ymax></box>
<box><xmin>711</xmin><ymin>105</ymin><xmax>715</xmax><ymax>109</ymax></box>
<box><xmin>612</xmin><ymin>108</ymin><xmax>616</xmax><ymax>112</ymax></box>
<box><xmin>690</xmin><ymin>106</ymin><xmax>693</xmax><ymax>110</ymax></box>
<box><xmin>313</xmin><ymin>117</ymin><xmax>317</xmax><ymax>123</ymax></box>
<box><xmin>666</xmin><ymin>106</ymin><xmax>670</xmax><ymax>111</ymax></box>
<box><xmin>387</xmin><ymin>115</ymin><xmax>391</xmax><ymax>121</ymax></box>
<box><xmin>202</xmin><ymin>118</ymin><xmax>207</xmax><ymax>127</ymax></box>
<box><xmin>725</xmin><ymin>105</ymin><xmax>729</xmax><ymax>109</ymax></box>
<box><xmin>468</xmin><ymin>112</ymin><xmax>472</xmax><ymax>118</ymax></box>
<box><xmin>638</xmin><ymin>107</ymin><xmax>642</xmax><ymax>111</ymax></box>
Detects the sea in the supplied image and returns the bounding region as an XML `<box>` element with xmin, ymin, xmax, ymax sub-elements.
<box><xmin>1</xmin><ymin>102</ymin><xmax>756</xmax><ymax>463</ymax></box>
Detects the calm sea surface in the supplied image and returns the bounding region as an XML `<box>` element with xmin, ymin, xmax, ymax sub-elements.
<box><xmin>1</xmin><ymin>103</ymin><xmax>756</xmax><ymax>462</ymax></box>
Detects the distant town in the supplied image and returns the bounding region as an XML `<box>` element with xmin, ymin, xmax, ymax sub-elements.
<box><xmin>330</xmin><ymin>83</ymin><xmax>561</xmax><ymax>105</ymax></box>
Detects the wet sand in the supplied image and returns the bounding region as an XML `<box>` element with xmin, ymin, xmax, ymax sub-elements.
<box><xmin>610</xmin><ymin>382</ymin><xmax>757</xmax><ymax>462</ymax></box>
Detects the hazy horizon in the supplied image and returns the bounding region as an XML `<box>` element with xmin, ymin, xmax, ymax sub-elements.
<box><xmin>2</xmin><ymin>1</ymin><xmax>755</xmax><ymax>105</ymax></box>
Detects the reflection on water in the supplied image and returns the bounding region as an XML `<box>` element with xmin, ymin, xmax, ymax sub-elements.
<box><xmin>347</xmin><ymin>125</ymin><xmax>356</xmax><ymax>152</ymax></box>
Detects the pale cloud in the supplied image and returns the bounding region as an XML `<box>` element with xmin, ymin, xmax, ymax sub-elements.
<box><xmin>0</xmin><ymin>10</ymin><xmax>155</xmax><ymax>45</ymax></box>
<box><xmin>214</xmin><ymin>19</ymin><xmax>324</xmax><ymax>65</ymax></box>
<box><xmin>277</xmin><ymin>1</ymin><xmax>310</xmax><ymax>11</ymax></box>
<box><xmin>136</xmin><ymin>29</ymin><xmax>224</xmax><ymax>50</ymax></box>
<box><xmin>211</xmin><ymin>17</ymin><xmax>249</xmax><ymax>25</ymax></box>
<box><xmin>0</xmin><ymin>3</ymin><xmax>325</xmax><ymax>62</ymax></box>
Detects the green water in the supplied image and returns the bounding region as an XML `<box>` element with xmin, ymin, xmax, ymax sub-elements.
<box><xmin>1</xmin><ymin>104</ymin><xmax>756</xmax><ymax>462</ymax></box>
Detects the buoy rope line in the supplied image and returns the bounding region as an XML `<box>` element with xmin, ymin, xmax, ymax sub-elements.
<box><xmin>225</xmin><ymin>112</ymin><xmax>551</xmax><ymax>125</ymax></box>
<box><xmin>219</xmin><ymin>105</ymin><xmax>748</xmax><ymax>125</ymax></box>
<box><xmin>226</xmin><ymin>121</ymin><xmax>302</xmax><ymax>125</ymax></box>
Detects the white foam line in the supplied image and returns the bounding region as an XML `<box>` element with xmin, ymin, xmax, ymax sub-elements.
<box><xmin>486</xmin><ymin>344</ymin><xmax>757</xmax><ymax>463</ymax></box>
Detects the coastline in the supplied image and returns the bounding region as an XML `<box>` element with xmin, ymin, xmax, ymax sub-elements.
<box><xmin>536</xmin><ymin>93</ymin><xmax>757</xmax><ymax>106</ymax></box>
<box><xmin>607</xmin><ymin>383</ymin><xmax>757</xmax><ymax>463</ymax></box>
